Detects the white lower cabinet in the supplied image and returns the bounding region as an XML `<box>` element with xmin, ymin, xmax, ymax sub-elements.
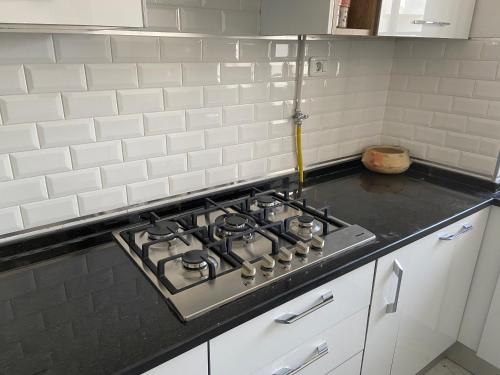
<box><xmin>362</xmin><ymin>209</ymin><xmax>489</xmax><ymax>375</ymax></box>
<box><xmin>210</xmin><ymin>262</ymin><xmax>375</xmax><ymax>375</ymax></box>
<box><xmin>477</xmin><ymin>273</ymin><xmax>500</xmax><ymax>368</ymax></box>
<box><xmin>327</xmin><ymin>352</ymin><xmax>364</xmax><ymax>375</ymax></box>
<box><xmin>143</xmin><ymin>344</ymin><xmax>208</xmax><ymax>375</ymax></box>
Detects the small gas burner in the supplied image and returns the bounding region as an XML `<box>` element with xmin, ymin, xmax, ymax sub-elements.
<box><xmin>289</xmin><ymin>215</ymin><xmax>322</xmax><ymax>240</ymax></box>
<box><xmin>181</xmin><ymin>249</ymin><xmax>209</xmax><ymax>270</ymax></box>
<box><xmin>147</xmin><ymin>220</ymin><xmax>179</xmax><ymax>241</ymax></box>
<box><xmin>256</xmin><ymin>195</ymin><xmax>281</xmax><ymax>209</ymax></box>
<box><xmin>298</xmin><ymin>215</ymin><xmax>314</xmax><ymax>228</ymax></box>
<box><xmin>215</xmin><ymin>213</ymin><xmax>256</xmax><ymax>238</ymax></box>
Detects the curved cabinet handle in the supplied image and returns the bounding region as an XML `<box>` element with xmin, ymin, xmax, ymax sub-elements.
<box><xmin>275</xmin><ymin>291</ymin><xmax>334</xmax><ymax>324</ymax></box>
<box><xmin>272</xmin><ymin>342</ymin><xmax>329</xmax><ymax>375</ymax></box>
<box><xmin>412</xmin><ymin>20</ymin><xmax>451</xmax><ymax>26</ymax></box>
<box><xmin>386</xmin><ymin>260</ymin><xmax>404</xmax><ymax>314</ymax></box>
<box><xmin>439</xmin><ymin>224</ymin><xmax>473</xmax><ymax>241</ymax></box>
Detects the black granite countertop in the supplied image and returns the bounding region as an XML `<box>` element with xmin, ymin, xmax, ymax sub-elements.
<box><xmin>0</xmin><ymin>164</ymin><xmax>497</xmax><ymax>375</ymax></box>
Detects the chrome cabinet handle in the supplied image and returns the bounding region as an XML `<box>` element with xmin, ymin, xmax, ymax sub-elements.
<box><xmin>412</xmin><ymin>20</ymin><xmax>451</xmax><ymax>26</ymax></box>
<box><xmin>275</xmin><ymin>291</ymin><xmax>334</xmax><ymax>324</ymax></box>
<box><xmin>439</xmin><ymin>224</ymin><xmax>473</xmax><ymax>241</ymax></box>
<box><xmin>386</xmin><ymin>260</ymin><xmax>404</xmax><ymax>314</ymax></box>
<box><xmin>272</xmin><ymin>342</ymin><xmax>329</xmax><ymax>375</ymax></box>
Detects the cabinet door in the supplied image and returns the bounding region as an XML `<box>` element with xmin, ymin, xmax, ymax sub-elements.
<box><xmin>378</xmin><ymin>0</ymin><xmax>476</xmax><ymax>39</ymax></box>
<box><xmin>143</xmin><ymin>344</ymin><xmax>208</xmax><ymax>375</ymax></box>
<box><xmin>362</xmin><ymin>209</ymin><xmax>488</xmax><ymax>375</ymax></box>
<box><xmin>470</xmin><ymin>0</ymin><xmax>500</xmax><ymax>38</ymax></box>
<box><xmin>0</xmin><ymin>0</ymin><xmax>143</xmax><ymax>27</ymax></box>
<box><xmin>477</xmin><ymin>274</ymin><xmax>500</xmax><ymax>369</ymax></box>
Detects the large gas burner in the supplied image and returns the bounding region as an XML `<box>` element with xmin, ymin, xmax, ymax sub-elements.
<box><xmin>113</xmin><ymin>188</ymin><xmax>376</xmax><ymax>321</ymax></box>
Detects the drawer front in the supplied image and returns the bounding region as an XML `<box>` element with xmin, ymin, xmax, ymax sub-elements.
<box><xmin>210</xmin><ymin>262</ymin><xmax>375</xmax><ymax>375</ymax></box>
<box><xmin>252</xmin><ymin>308</ymin><xmax>367</xmax><ymax>375</ymax></box>
<box><xmin>143</xmin><ymin>344</ymin><xmax>208</xmax><ymax>375</ymax></box>
<box><xmin>326</xmin><ymin>352</ymin><xmax>363</xmax><ymax>375</ymax></box>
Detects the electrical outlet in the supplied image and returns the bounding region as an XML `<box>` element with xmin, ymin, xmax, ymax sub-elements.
<box><xmin>308</xmin><ymin>57</ymin><xmax>328</xmax><ymax>77</ymax></box>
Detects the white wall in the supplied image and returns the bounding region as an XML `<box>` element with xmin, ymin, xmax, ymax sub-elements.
<box><xmin>0</xmin><ymin>34</ymin><xmax>392</xmax><ymax>236</ymax></box>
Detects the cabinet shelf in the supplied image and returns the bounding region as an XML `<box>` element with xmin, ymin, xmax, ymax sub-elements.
<box><xmin>334</xmin><ymin>28</ymin><xmax>372</xmax><ymax>36</ymax></box>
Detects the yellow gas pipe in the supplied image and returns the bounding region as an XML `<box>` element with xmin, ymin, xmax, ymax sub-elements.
<box><xmin>294</xmin><ymin>35</ymin><xmax>307</xmax><ymax>185</ymax></box>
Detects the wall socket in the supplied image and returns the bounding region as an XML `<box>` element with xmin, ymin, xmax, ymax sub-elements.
<box><xmin>308</xmin><ymin>57</ymin><xmax>329</xmax><ymax>76</ymax></box>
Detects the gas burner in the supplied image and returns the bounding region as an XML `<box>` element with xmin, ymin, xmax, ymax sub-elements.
<box><xmin>147</xmin><ymin>220</ymin><xmax>179</xmax><ymax>241</ymax></box>
<box><xmin>181</xmin><ymin>250</ymin><xmax>209</xmax><ymax>270</ymax></box>
<box><xmin>256</xmin><ymin>195</ymin><xmax>281</xmax><ymax>209</ymax></box>
<box><xmin>214</xmin><ymin>213</ymin><xmax>257</xmax><ymax>238</ymax></box>
<box><xmin>298</xmin><ymin>215</ymin><xmax>315</xmax><ymax>228</ymax></box>
<box><xmin>289</xmin><ymin>215</ymin><xmax>322</xmax><ymax>240</ymax></box>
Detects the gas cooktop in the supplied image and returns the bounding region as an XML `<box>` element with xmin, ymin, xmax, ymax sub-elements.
<box><xmin>113</xmin><ymin>188</ymin><xmax>376</xmax><ymax>321</ymax></box>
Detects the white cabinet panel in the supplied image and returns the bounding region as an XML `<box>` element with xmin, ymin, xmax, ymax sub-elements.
<box><xmin>362</xmin><ymin>209</ymin><xmax>488</xmax><ymax>375</ymax></box>
<box><xmin>143</xmin><ymin>344</ymin><xmax>208</xmax><ymax>375</ymax></box>
<box><xmin>378</xmin><ymin>0</ymin><xmax>476</xmax><ymax>39</ymax></box>
<box><xmin>470</xmin><ymin>0</ymin><xmax>500</xmax><ymax>38</ymax></box>
<box><xmin>477</xmin><ymin>274</ymin><xmax>500</xmax><ymax>369</ymax></box>
<box><xmin>327</xmin><ymin>352</ymin><xmax>363</xmax><ymax>375</ymax></box>
<box><xmin>0</xmin><ymin>0</ymin><xmax>143</xmax><ymax>27</ymax></box>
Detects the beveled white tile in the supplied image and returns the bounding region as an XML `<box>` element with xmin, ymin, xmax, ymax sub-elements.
<box><xmin>432</xmin><ymin>112</ymin><xmax>467</xmax><ymax>132</ymax></box>
<box><xmin>459</xmin><ymin>61</ymin><xmax>497</xmax><ymax>80</ymax></box>
<box><xmin>415</xmin><ymin>127</ymin><xmax>446</xmax><ymax>146</ymax></box>
<box><xmin>21</xmin><ymin>196</ymin><xmax>79</xmax><ymax>228</ymax></box>
<box><xmin>445</xmin><ymin>132</ymin><xmax>479</xmax><ymax>153</ymax></box>
<box><xmin>188</xmin><ymin>148</ymin><xmax>222</xmax><ymax>170</ymax></box>
<box><xmin>147</xmin><ymin>154</ymin><xmax>187</xmax><ymax>178</ymax></box>
<box><xmin>203</xmin><ymin>39</ymin><xmax>238</xmax><ymax>61</ymax></box>
<box><xmin>186</xmin><ymin>107</ymin><xmax>222</xmax><ymax>130</ymax></box>
<box><xmin>481</xmin><ymin>41</ymin><xmax>500</xmax><ymax>60</ymax></box>
<box><xmin>62</xmin><ymin>91</ymin><xmax>118</xmax><ymax>119</ymax></box>
<box><xmin>77</xmin><ymin>186</ymin><xmax>128</xmax><ymax>216</ymax></box>
<box><xmin>127</xmin><ymin>178</ymin><xmax>170</xmax><ymax>205</ymax></box>
<box><xmin>0</xmin><ymin>176</ymin><xmax>48</xmax><ymax>209</ymax></box>
<box><xmin>475</xmin><ymin>81</ymin><xmax>500</xmax><ymax>99</ymax></box>
<box><xmin>239</xmin><ymin>122</ymin><xmax>268</xmax><ymax>142</ymax></box>
<box><xmin>25</xmin><ymin>64</ymin><xmax>86</xmax><ymax>93</ymax></box>
<box><xmin>70</xmin><ymin>141</ymin><xmax>123</xmax><ymax>169</ymax></box>
<box><xmin>239</xmin><ymin>83</ymin><xmax>270</xmax><ymax>104</ymax></box>
<box><xmin>46</xmin><ymin>168</ymin><xmax>101</xmax><ymax>198</ymax></box>
<box><xmin>0</xmin><ymin>93</ymin><xmax>64</xmax><ymax>125</ymax></box>
<box><xmin>86</xmin><ymin>63</ymin><xmax>138</xmax><ymax>90</ymax></box>
<box><xmin>205</xmin><ymin>126</ymin><xmax>238</xmax><ymax>148</ymax></box>
<box><xmin>144</xmin><ymin>110</ymin><xmax>185</xmax><ymax>135</ymax></box>
<box><xmin>467</xmin><ymin>118</ymin><xmax>500</xmax><ymax>139</ymax></box>
<box><xmin>101</xmin><ymin>160</ymin><xmax>148</xmax><ymax>188</ymax></box>
<box><xmin>0</xmin><ymin>34</ymin><xmax>55</xmax><ymax>63</ymax></box>
<box><xmin>145</xmin><ymin>4</ymin><xmax>180</xmax><ymax>31</ymax></box>
<box><xmin>254</xmin><ymin>139</ymin><xmax>282</xmax><ymax>158</ymax></box>
<box><xmin>239</xmin><ymin>158</ymin><xmax>267</xmax><ymax>179</ymax></box>
<box><xmin>271</xmin><ymin>41</ymin><xmax>298</xmax><ymax>60</ymax></box>
<box><xmin>221</xmin><ymin>63</ymin><xmax>254</xmax><ymax>84</ymax></box>
<box><xmin>452</xmin><ymin>97</ymin><xmax>488</xmax><ymax>116</ymax></box>
<box><xmin>180</xmin><ymin>8</ymin><xmax>222</xmax><ymax>34</ymax></box>
<box><xmin>223</xmin><ymin>143</ymin><xmax>253</xmax><ymax>164</ymax></box>
<box><xmin>426</xmin><ymin>145</ymin><xmax>460</xmax><ymax>166</ymax></box>
<box><xmin>37</xmin><ymin>118</ymin><xmax>96</xmax><ymax>148</ymax></box>
<box><xmin>166</xmin><ymin>131</ymin><xmax>205</xmax><ymax>154</ymax></box>
<box><xmin>182</xmin><ymin>63</ymin><xmax>220</xmax><ymax>85</ymax></box>
<box><xmin>117</xmin><ymin>88</ymin><xmax>164</xmax><ymax>115</ymax></box>
<box><xmin>254</xmin><ymin>102</ymin><xmax>283</xmax><ymax>121</ymax></box>
<box><xmin>53</xmin><ymin>34</ymin><xmax>112</xmax><ymax>63</ymax></box>
<box><xmin>169</xmin><ymin>170</ymin><xmax>205</xmax><ymax>195</ymax></box>
<box><xmin>445</xmin><ymin>40</ymin><xmax>483</xmax><ymax>60</ymax></box>
<box><xmin>254</xmin><ymin>62</ymin><xmax>286</xmax><ymax>82</ymax></box>
<box><xmin>0</xmin><ymin>207</ymin><xmax>23</xmax><ymax>235</ymax></box>
<box><xmin>270</xmin><ymin>82</ymin><xmax>296</xmax><ymax>101</ymax></box>
<box><xmin>241</xmin><ymin>0</ymin><xmax>261</xmax><ymax>11</ymax></box>
<box><xmin>0</xmin><ymin>65</ymin><xmax>27</xmax><ymax>95</ymax></box>
<box><xmin>479</xmin><ymin>139</ymin><xmax>500</xmax><ymax>157</ymax></box>
<box><xmin>94</xmin><ymin>114</ymin><xmax>143</xmax><ymax>141</ymax></box>
<box><xmin>122</xmin><ymin>135</ymin><xmax>166</xmax><ymax>161</ymax></box>
<box><xmin>0</xmin><ymin>124</ymin><xmax>39</xmax><ymax>153</ymax></box>
<box><xmin>420</xmin><ymin>94</ymin><xmax>453</xmax><ymax>112</ymax></box>
<box><xmin>268</xmin><ymin>153</ymin><xmax>295</xmax><ymax>172</ymax></box>
<box><xmin>438</xmin><ymin>78</ymin><xmax>475</xmax><ymax>97</ymax></box>
<box><xmin>204</xmin><ymin>85</ymin><xmax>239</xmax><ymax>106</ymax></box>
<box><xmin>137</xmin><ymin>63</ymin><xmax>182</xmax><ymax>88</ymax></box>
<box><xmin>111</xmin><ymin>36</ymin><xmax>160</xmax><ymax>62</ymax></box>
<box><xmin>406</xmin><ymin>76</ymin><xmax>439</xmax><ymax>93</ymax></box>
<box><xmin>0</xmin><ymin>155</ymin><xmax>13</xmax><ymax>182</ymax></box>
<box><xmin>160</xmin><ymin>37</ymin><xmax>202</xmax><ymax>62</ymax></box>
<box><xmin>223</xmin><ymin>104</ymin><xmax>254</xmax><ymax>125</ymax></box>
<box><xmin>11</xmin><ymin>147</ymin><xmax>72</xmax><ymax>179</ymax></box>
<box><xmin>164</xmin><ymin>87</ymin><xmax>204</xmax><ymax>109</ymax></box>
<box><xmin>269</xmin><ymin>119</ymin><xmax>293</xmax><ymax>138</ymax></box>
<box><xmin>206</xmin><ymin>164</ymin><xmax>237</xmax><ymax>186</ymax></box>
<box><xmin>239</xmin><ymin>40</ymin><xmax>270</xmax><ymax>62</ymax></box>
<box><xmin>202</xmin><ymin>0</ymin><xmax>239</xmax><ymax>9</ymax></box>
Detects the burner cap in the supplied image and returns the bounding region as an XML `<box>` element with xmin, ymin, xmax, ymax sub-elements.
<box><xmin>225</xmin><ymin>214</ymin><xmax>247</xmax><ymax>229</ymax></box>
<box><xmin>214</xmin><ymin>213</ymin><xmax>256</xmax><ymax>238</ymax></box>
<box><xmin>181</xmin><ymin>250</ymin><xmax>208</xmax><ymax>270</ymax></box>
<box><xmin>147</xmin><ymin>220</ymin><xmax>179</xmax><ymax>240</ymax></box>
<box><xmin>256</xmin><ymin>195</ymin><xmax>279</xmax><ymax>208</ymax></box>
<box><xmin>298</xmin><ymin>215</ymin><xmax>314</xmax><ymax>227</ymax></box>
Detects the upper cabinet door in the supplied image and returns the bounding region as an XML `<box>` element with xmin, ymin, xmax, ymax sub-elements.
<box><xmin>377</xmin><ymin>0</ymin><xmax>476</xmax><ymax>39</ymax></box>
<box><xmin>470</xmin><ymin>0</ymin><xmax>500</xmax><ymax>38</ymax></box>
<box><xmin>0</xmin><ymin>0</ymin><xmax>144</xmax><ymax>27</ymax></box>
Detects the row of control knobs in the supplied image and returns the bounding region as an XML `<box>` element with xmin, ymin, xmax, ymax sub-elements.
<box><xmin>241</xmin><ymin>235</ymin><xmax>325</xmax><ymax>278</ymax></box>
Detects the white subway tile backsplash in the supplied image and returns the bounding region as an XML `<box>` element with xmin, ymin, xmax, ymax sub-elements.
<box><xmin>86</xmin><ymin>64</ymin><xmax>138</xmax><ymax>90</ymax></box>
<box><xmin>145</xmin><ymin>4</ymin><xmax>180</xmax><ymax>31</ymax></box>
<box><xmin>46</xmin><ymin>168</ymin><xmax>101</xmax><ymax>198</ymax></box>
<box><xmin>169</xmin><ymin>170</ymin><xmax>205</xmax><ymax>195</ymax></box>
<box><xmin>459</xmin><ymin>152</ymin><xmax>496</xmax><ymax>176</ymax></box>
<box><xmin>25</xmin><ymin>64</ymin><xmax>87</xmax><ymax>93</ymax></box>
<box><xmin>148</xmin><ymin>154</ymin><xmax>187</xmax><ymax>178</ymax></box>
<box><xmin>223</xmin><ymin>10</ymin><xmax>259</xmax><ymax>35</ymax></box>
<box><xmin>270</xmin><ymin>82</ymin><xmax>296</xmax><ymax>101</ymax></box>
<box><xmin>0</xmin><ymin>177</ymin><xmax>48</xmax><ymax>209</ymax></box>
<box><xmin>70</xmin><ymin>141</ymin><xmax>123</xmax><ymax>169</ymax></box>
<box><xmin>240</xmin><ymin>83</ymin><xmax>270</xmax><ymax>103</ymax></box>
<box><xmin>117</xmin><ymin>88</ymin><xmax>164</xmax><ymax>115</ymax></box>
<box><xmin>239</xmin><ymin>122</ymin><xmax>268</xmax><ymax>142</ymax></box>
<box><xmin>78</xmin><ymin>187</ymin><xmax>127</xmax><ymax>216</ymax></box>
<box><xmin>452</xmin><ymin>97</ymin><xmax>488</xmax><ymax>116</ymax></box>
<box><xmin>0</xmin><ymin>93</ymin><xmax>64</xmax><ymax>125</ymax></box>
<box><xmin>180</xmin><ymin>8</ymin><xmax>222</xmax><ymax>34</ymax></box>
<box><xmin>206</xmin><ymin>164</ymin><xmax>237</xmax><ymax>186</ymax></box>
<box><xmin>111</xmin><ymin>36</ymin><xmax>160</xmax><ymax>62</ymax></box>
<box><xmin>0</xmin><ymin>65</ymin><xmax>27</xmax><ymax>95</ymax></box>
<box><xmin>445</xmin><ymin>132</ymin><xmax>479</xmax><ymax>153</ymax></box>
<box><xmin>137</xmin><ymin>63</ymin><xmax>182</xmax><ymax>88</ymax></box>
<box><xmin>204</xmin><ymin>85</ymin><xmax>239</xmax><ymax>106</ymax></box>
<box><xmin>238</xmin><ymin>158</ymin><xmax>267</xmax><ymax>179</ymax></box>
<box><xmin>203</xmin><ymin>39</ymin><xmax>238</xmax><ymax>61</ymax></box>
<box><xmin>0</xmin><ymin>155</ymin><xmax>13</xmax><ymax>182</ymax></box>
<box><xmin>445</xmin><ymin>41</ymin><xmax>483</xmax><ymax>60</ymax></box>
<box><xmin>0</xmin><ymin>207</ymin><xmax>23</xmax><ymax>235</ymax></box>
<box><xmin>0</xmin><ymin>34</ymin><xmax>55</xmax><ymax>63</ymax></box>
<box><xmin>0</xmin><ymin>124</ymin><xmax>39</xmax><ymax>153</ymax></box>
<box><xmin>127</xmin><ymin>178</ymin><xmax>170</xmax><ymax>205</ymax></box>
<box><xmin>420</xmin><ymin>94</ymin><xmax>453</xmax><ymax>112</ymax></box>
<box><xmin>183</xmin><ymin>63</ymin><xmax>220</xmax><ymax>85</ymax></box>
<box><xmin>38</xmin><ymin>118</ymin><xmax>95</xmax><ymax>148</ymax></box>
<box><xmin>255</xmin><ymin>102</ymin><xmax>283</xmax><ymax>121</ymax></box>
<box><xmin>166</xmin><ymin>131</ymin><xmax>205</xmax><ymax>154</ymax></box>
<box><xmin>481</xmin><ymin>41</ymin><xmax>500</xmax><ymax>61</ymax></box>
<box><xmin>254</xmin><ymin>139</ymin><xmax>282</xmax><ymax>158</ymax></box>
<box><xmin>240</xmin><ymin>40</ymin><xmax>270</xmax><ymax>62</ymax></box>
<box><xmin>160</xmin><ymin>37</ymin><xmax>202</xmax><ymax>62</ymax></box>
<box><xmin>144</xmin><ymin>110</ymin><xmax>185</xmax><ymax>135</ymax></box>
<box><xmin>186</xmin><ymin>107</ymin><xmax>222</xmax><ymax>130</ymax></box>
<box><xmin>205</xmin><ymin>126</ymin><xmax>238</xmax><ymax>148</ymax></box>
<box><xmin>255</xmin><ymin>62</ymin><xmax>286</xmax><ymax>82</ymax></box>
<box><xmin>414</xmin><ymin>127</ymin><xmax>446</xmax><ymax>146</ymax></box>
<box><xmin>467</xmin><ymin>118</ymin><xmax>500</xmax><ymax>139</ymax></box>
<box><xmin>475</xmin><ymin>81</ymin><xmax>500</xmax><ymax>99</ymax></box>
<box><xmin>188</xmin><ymin>148</ymin><xmax>222</xmax><ymax>170</ymax></box>
<box><xmin>221</xmin><ymin>63</ymin><xmax>254</xmax><ymax>84</ymax></box>
<box><xmin>94</xmin><ymin>114</ymin><xmax>143</xmax><ymax>141</ymax></box>
<box><xmin>164</xmin><ymin>87</ymin><xmax>204</xmax><ymax>109</ymax></box>
<box><xmin>268</xmin><ymin>153</ymin><xmax>294</xmax><ymax>172</ymax></box>
<box><xmin>459</xmin><ymin>61</ymin><xmax>498</xmax><ymax>80</ymax></box>
<box><xmin>11</xmin><ymin>147</ymin><xmax>72</xmax><ymax>179</ymax></box>
<box><xmin>101</xmin><ymin>160</ymin><xmax>148</xmax><ymax>187</ymax></box>
<box><xmin>425</xmin><ymin>60</ymin><xmax>459</xmax><ymax>77</ymax></box>
<box><xmin>432</xmin><ymin>112</ymin><xmax>467</xmax><ymax>133</ymax></box>
<box><xmin>223</xmin><ymin>143</ymin><xmax>253</xmax><ymax>164</ymax></box>
<box><xmin>62</xmin><ymin>91</ymin><xmax>118</xmax><ymax>119</ymax></box>
<box><xmin>426</xmin><ymin>145</ymin><xmax>460</xmax><ymax>166</ymax></box>
<box><xmin>223</xmin><ymin>104</ymin><xmax>254</xmax><ymax>125</ymax></box>
<box><xmin>406</xmin><ymin>76</ymin><xmax>438</xmax><ymax>93</ymax></box>
<box><xmin>122</xmin><ymin>135</ymin><xmax>166</xmax><ymax>161</ymax></box>
<box><xmin>53</xmin><ymin>35</ymin><xmax>112</xmax><ymax>63</ymax></box>
<box><xmin>438</xmin><ymin>78</ymin><xmax>475</xmax><ymax>97</ymax></box>
<box><xmin>21</xmin><ymin>196</ymin><xmax>78</xmax><ymax>228</ymax></box>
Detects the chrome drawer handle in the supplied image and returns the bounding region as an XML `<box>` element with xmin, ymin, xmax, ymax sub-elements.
<box><xmin>412</xmin><ymin>20</ymin><xmax>451</xmax><ymax>26</ymax></box>
<box><xmin>439</xmin><ymin>224</ymin><xmax>473</xmax><ymax>241</ymax></box>
<box><xmin>386</xmin><ymin>260</ymin><xmax>404</xmax><ymax>314</ymax></box>
<box><xmin>275</xmin><ymin>291</ymin><xmax>334</xmax><ymax>324</ymax></box>
<box><xmin>272</xmin><ymin>342</ymin><xmax>329</xmax><ymax>375</ymax></box>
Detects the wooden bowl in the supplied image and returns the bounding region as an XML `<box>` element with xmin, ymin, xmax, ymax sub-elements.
<box><xmin>362</xmin><ymin>146</ymin><xmax>411</xmax><ymax>175</ymax></box>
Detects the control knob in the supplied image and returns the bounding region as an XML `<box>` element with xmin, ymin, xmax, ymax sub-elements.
<box><xmin>241</xmin><ymin>260</ymin><xmax>256</xmax><ymax>278</ymax></box>
<box><xmin>295</xmin><ymin>241</ymin><xmax>310</xmax><ymax>256</ymax></box>
<box><xmin>311</xmin><ymin>235</ymin><xmax>325</xmax><ymax>250</ymax></box>
<box><xmin>261</xmin><ymin>254</ymin><xmax>276</xmax><ymax>270</ymax></box>
<box><xmin>278</xmin><ymin>247</ymin><xmax>293</xmax><ymax>263</ymax></box>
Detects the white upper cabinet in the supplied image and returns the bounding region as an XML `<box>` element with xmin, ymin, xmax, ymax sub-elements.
<box><xmin>0</xmin><ymin>0</ymin><xmax>144</xmax><ymax>28</ymax></box>
<box><xmin>377</xmin><ymin>0</ymin><xmax>476</xmax><ymax>39</ymax></box>
<box><xmin>470</xmin><ymin>0</ymin><xmax>500</xmax><ymax>38</ymax></box>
